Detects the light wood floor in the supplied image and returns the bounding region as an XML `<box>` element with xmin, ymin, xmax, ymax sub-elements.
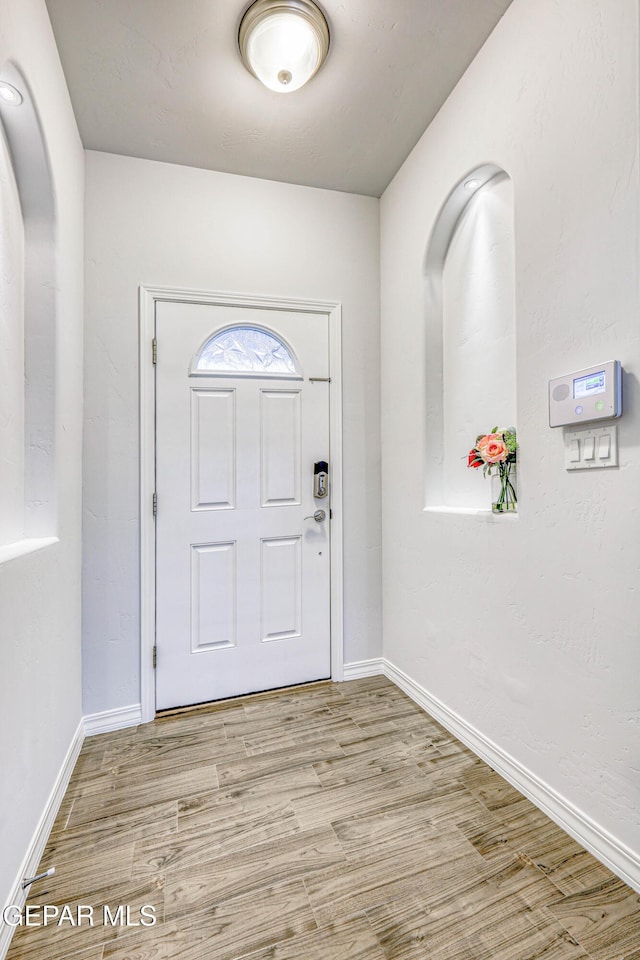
<box><xmin>7</xmin><ymin>676</ymin><xmax>640</xmax><ymax>960</ymax></box>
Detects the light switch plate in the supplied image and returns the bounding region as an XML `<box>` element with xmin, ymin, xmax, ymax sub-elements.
<box><xmin>565</xmin><ymin>424</ymin><xmax>618</xmax><ymax>470</ymax></box>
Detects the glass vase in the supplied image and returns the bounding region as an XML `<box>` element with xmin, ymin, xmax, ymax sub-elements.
<box><xmin>491</xmin><ymin>462</ymin><xmax>517</xmax><ymax>514</ymax></box>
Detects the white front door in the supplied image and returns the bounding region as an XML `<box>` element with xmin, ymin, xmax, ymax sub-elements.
<box><xmin>154</xmin><ymin>300</ymin><xmax>331</xmax><ymax>709</ymax></box>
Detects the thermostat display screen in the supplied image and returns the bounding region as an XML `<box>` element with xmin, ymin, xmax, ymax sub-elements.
<box><xmin>574</xmin><ymin>371</ymin><xmax>606</xmax><ymax>400</ymax></box>
<box><xmin>549</xmin><ymin>360</ymin><xmax>621</xmax><ymax>427</ymax></box>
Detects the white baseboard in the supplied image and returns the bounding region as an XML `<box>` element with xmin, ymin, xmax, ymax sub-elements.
<box><xmin>83</xmin><ymin>703</ymin><xmax>142</xmax><ymax>736</ymax></box>
<box><xmin>1</xmin><ymin>704</ymin><xmax>143</xmax><ymax>957</ymax></box>
<box><xmin>383</xmin><ymin>658</ymin><xmax>640</xmax><ymax>894</ymax></box>
<box><xmin>0</xmin><ymin>719</ymin><xmax>85</xmax><ymax>960</ymax></box>
<box><xmin>343</xmin><ymin>658</ymin><xmax>385</xmax><ymax>680</ymax></box>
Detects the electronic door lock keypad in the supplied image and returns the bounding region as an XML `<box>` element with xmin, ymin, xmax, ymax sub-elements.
<box><xmin>313</xmin><ymin>461</ymin><xmax>329</xmax><ymax>499</ymax></box>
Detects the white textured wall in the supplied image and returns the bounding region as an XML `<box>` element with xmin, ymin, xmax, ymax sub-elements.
<box><xmin>83</xmin><ymin>152</ymin><xmax>381</xmax><ymax>714</ymax></box>
<box><xmin>0</xmin><ymin>0</ymin><xmax>83</xmax><ymax>913</ymax></box>
<box><xmin>381</xmin><ymin>0</ymin><xmax>640</xmax><ymax>861</ymax></box>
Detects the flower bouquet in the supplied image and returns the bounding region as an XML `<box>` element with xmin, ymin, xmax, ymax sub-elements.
<box><xmin>468</xmin><ymin>427</ymin><xmax>518</xmax><ymax>513</ymax></box>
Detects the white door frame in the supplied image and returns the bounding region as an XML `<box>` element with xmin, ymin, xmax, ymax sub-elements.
<box><xmin>139</xmin><ymin>285</ymin><xmax>344</xmax><ymax>722</ymax></box>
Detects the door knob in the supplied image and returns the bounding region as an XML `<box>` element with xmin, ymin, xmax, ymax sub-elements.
<box><xmin>304</xmin><ymin>509</ymin><xmax>326</xmax><ymax>522</ymax></box>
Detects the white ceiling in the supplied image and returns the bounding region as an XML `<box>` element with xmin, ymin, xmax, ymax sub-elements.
<box><xmin>45</xmin><ymin>0</ymin><xmax>513</xmax><ymax>197</ymax></box>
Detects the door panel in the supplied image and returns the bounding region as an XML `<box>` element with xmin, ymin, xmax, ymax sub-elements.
<box><xmin>261</xmin><ymin>535</ymin><xmax>302</xmax><ymax>642</ymax></box>
<box><xmin>155</xmin><ymin>301</ymin><xmax>331</xmax><ymax>709</ymax></box>
<box><xmin>191</xmin><ymin>542</ymin><xmax>237</xmax><ymax>651</ymax></box>
<box><xmin>260</xmin><ymin>389</ymin><xmax>301</xmax><ymax>506</ymax></box>
<box><xmin>191</xmin><ymin>389</ymin><xmax>236</xmax><ymax>510</ymax></box>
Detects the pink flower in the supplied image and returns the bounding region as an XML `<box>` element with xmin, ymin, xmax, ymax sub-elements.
<box><xmin>476</xmin><ymin>433</ymin><xmax>508</xmax><ymax>464</ymax></box>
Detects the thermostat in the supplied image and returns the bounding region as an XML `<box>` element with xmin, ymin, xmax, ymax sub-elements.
<box><xmin>549</xmin><ymin>360</ymin><xmax>622</xmax><ymax>427</ymax></box>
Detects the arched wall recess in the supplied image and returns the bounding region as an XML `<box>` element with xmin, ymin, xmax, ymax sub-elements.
<box><xmin>0</xmin><ymin>61</ymin><xmax>57</xmax><ymax>540</ymax></box>
<box><xmin>423</xmin><ymin>164</ymin><xmax>517</xmax><ymax>512</ymax></box>
<box><xmin>0</xmin><ymin>111</ymin><xmax>25</xmax><ymax>545</ymax></box>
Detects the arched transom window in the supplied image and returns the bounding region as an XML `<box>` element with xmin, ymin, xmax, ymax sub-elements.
<box><xmin>191</xmin><ymin>325</ymin><xmax>301</xmax><ymax>378</ymax></box>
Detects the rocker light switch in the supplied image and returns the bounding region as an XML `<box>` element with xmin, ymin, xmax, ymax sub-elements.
<box><xmin>565</xmin><ymin>424</ymin><xmax>618</xmax><ymax>470</ymax></box>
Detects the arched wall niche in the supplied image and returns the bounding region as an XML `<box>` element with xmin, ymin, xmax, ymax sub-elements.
<box><xmin>423</xmin><ymin>164</ymin><xmax>516</xmax><ymax>511</ymax></box>
<box><xmin>0</xmin><ymin>100</ymin><xmax>25</xmax><ymax>546</ymax></box>
<box><xmin>0</xmin><ymin>61</ymin><xmax>57</xmax><ymax>542</ymax></box>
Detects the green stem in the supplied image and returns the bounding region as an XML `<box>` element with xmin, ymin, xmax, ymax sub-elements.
<box><xmin>494</xmin><ymin>461</ymin><xmax>517</xmax><ymax>511</ymax></box>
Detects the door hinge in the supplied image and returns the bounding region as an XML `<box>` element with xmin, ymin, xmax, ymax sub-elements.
<box><xmin>152</xmin><ymin>337</ymin><xmax>158</xmax><ymax>364</ymax></box>
<box><xmin>153</xmin><ymin>645</ymin><xmax>157</xmax><ymax>669</ymax></box>
<box><xmin>152</xmin><ymin>492</ymin><xmax>157</xmax><ymax>517</ymax></box>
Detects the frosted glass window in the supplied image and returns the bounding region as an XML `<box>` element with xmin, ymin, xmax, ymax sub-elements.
<box><xmin>193</xmin><ymin>325</ymin><xmax>300</xmax><ymax>377</ymax></box>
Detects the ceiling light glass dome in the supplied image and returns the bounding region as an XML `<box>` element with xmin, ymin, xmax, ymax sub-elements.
<box><xmin>239</xmin><ymin>0</ymin><xmax>330</xmax><ymax>93</ymax></box>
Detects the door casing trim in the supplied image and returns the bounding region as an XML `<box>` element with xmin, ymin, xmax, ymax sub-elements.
<box><xmin>139</xmin><ymin>285</ymin><xmax>344</xmax><ymax>722</ymax></box>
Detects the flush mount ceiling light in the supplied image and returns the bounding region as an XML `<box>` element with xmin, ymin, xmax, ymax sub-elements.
<box><xmin>238</xmin><ymin>0</ymin><xmax>330</xmax><ymax>93</ymax></box>
<box><xmin>464</xmin><ymin>178</ymin><xmax>481</xmax><ymax>191</ymax></box>
<box><xmin>0</xmin><ymin>81</ymin><xmax>23</xmax><ymax>106</ymax></box>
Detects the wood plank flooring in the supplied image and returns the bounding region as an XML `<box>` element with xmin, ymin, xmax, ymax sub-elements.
<box><xmin>6</xmin><ymin>676</ymin><xmax>640</xmax><ymax>960</ymax></box>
